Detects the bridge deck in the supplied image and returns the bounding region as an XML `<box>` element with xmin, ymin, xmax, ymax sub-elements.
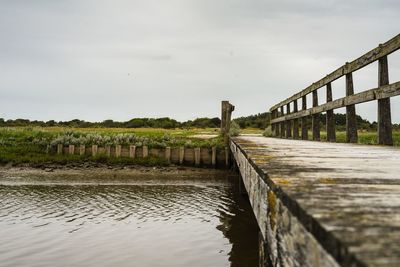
<box><xmin>233</xmin><ymin>135</ymin><xmax>400</xmax><ymax>267</ymax></box>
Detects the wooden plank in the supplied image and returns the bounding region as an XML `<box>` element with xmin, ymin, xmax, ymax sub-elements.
<box><xmin>293</xmin><ymin>99</ymin><xmax>299</xmax><ymax>139</ymax></box>
<box><xmin>301</xmin><ymin>95</ymin><xmax>308</xmax><ymax>140</ymax></box>
<box><xmin>312</xmin><ymin>90</ymin><xmax>320</xmax><ymax>141</ymax></box>
<box><xmin>286</xmin><ymin>103</ymin><xmax>292</xmax><ymax>138</ymax></box>
<box><xmin>377</xmin><ymin>56</ymin><xmax>393</xmax><ymax>145</ymax></box>
<box><xmin>270</xmin><ymin>81</ymin><xmax>400</xmax><ymax>123</ymax></box>
<box><xmin>326</xmin><ymin>83</ymin><xmax>336</xmax><ymax>142</ymax></box>
<box><xmin>270</xmin><ymin>34</ymin><xmax>400</xmax><ymax>111</ymax></box>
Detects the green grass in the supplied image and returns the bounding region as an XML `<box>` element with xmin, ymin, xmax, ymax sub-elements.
<box><xmin>0</xmin><ymin>127</ymin><xmax>224</xmax><ymax>166</ymax></box>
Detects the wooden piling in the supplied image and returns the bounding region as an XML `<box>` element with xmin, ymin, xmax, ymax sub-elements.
<box><xmin>129</xmin><ymin>145</ymin><xmax>136</xmax><ymax>158</ymax></box>
<box><xmin>142</xmin><ymin>146</ymin><xmax>148</xmax><ymax>158</ymax></box>
<box><xmin>179</xmin><ymin>147</ymin><xmax>184</xmax><ymax>164</ymax></box>
<box><xmin>68</xmin><ymin>145</ymin><xmax>75</xmax><ymax>155</ymax></box>
<box><xmin>345</xmin><ymin>72</ymin><xmax>358</xmax><ymax>143</ymax></box>
<box><xmin>194</xmin><ymin>147</ymin><xmax>201</xmax><ymax>166</ymax></box>
<box><xmin>92</xmin><ymin>145</ymin><xmax>98</xmax><ymax>157</ymax></box>
<box><xmin>115</xmin><ymin>145</ymin><xmax>121</xmax><ymax>158</ymax></box>
<box><xmin>326</xmin><ymin>82</ymin><xmax>336</xmax><ymax>142</ymax></box>
<box><xmin>57</xmin><ymin>144</ymin><xmax>63</xmax><ymax>155</ymax></box>
<box><xmin>378</xmin><ymin>56</ymin><xmax>393</xmax><ymax>145</ymax></box>
<box><xmin>286</xmin><ymin>103</ymin><xmax>292</xmax><ymax>138</ymax></box>
<box><xmin>165</xmin><ymin>147</ymin><xmax>171</xmax><ymax>163</ymax></box>
<box><xmin>280</xmin><ymin>106</ymin><xmax>285</xmax><ymax>138</ymax></box>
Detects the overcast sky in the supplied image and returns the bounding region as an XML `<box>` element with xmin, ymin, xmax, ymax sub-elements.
<box><xmin>1</xmin><ymin>0</ymin><xmax>399</xmax><ymax>122</ymax></box>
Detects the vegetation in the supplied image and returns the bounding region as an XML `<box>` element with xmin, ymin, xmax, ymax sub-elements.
<box><xmin>229</xmin><ymin>121</ymin><xmax>240</xmax><ymax>137</ymax></box>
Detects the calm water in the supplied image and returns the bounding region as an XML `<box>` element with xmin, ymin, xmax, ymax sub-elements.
<box><xmin>0</xmin><ymin>173</ymin><xmax>259</xmax><ymax>267</ymax></box>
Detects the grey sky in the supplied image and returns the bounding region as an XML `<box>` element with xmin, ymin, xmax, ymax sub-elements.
<box><xmin>1</xmin><ymin>0</ymin><xmax>399</xmax><ymax>122</ymax></box>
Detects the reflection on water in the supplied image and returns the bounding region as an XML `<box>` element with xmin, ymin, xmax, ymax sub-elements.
<box><xmin>0</xmin><ymin>176</ymin><xmax>258</xmax><ymax>267</ymax></box>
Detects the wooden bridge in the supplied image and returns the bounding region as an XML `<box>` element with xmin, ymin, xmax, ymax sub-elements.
<box><xmin>225</xmin><ymin>34</ymin><xmax>400</xmax><ymax>267</ymax></box>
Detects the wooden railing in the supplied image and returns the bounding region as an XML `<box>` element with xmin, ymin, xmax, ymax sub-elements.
<box><xmin>269</xmin><ymin>34</ymin><xmax>400</xmax><ymax>145</ymax></box>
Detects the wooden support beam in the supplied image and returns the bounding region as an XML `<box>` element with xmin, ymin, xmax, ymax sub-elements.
<box><xmin>346</xmin><ymin>72</ymin><xmax>358</xmax><ymax>143</ymax></box>
<box><xmin>293</xmin><ymin>100</ymin><xmax>299</xmax><ymax>139</ymax></box>
<box><xmin>378</xmin><ymin>56</ymin><xmax>393</xmax><ymax>145</ymax></box>
<box><xmin>326</xmin><ymin>82</ymin><xmax>336</xmax><ymax>142</ymax></box>
<box><xmin>312</xmin><ymin>90</ymin><xmax>320</xmax><ymax>141</ymax></box>
<box><xmin>275</xmin><ymin>109</ymin><xmax>280</xmax><ymax>137</ymax></box>
<box><xmin>286</xmin><ymin>103</ymin><xmax>292</xmax><ymax>138</ymax></box>
<box><xmin>301</xmin><ymin>95</ymin><xmax>308</xmax><ymax>140</ymax></box>
<box><xmin>280</xmin><ymin>106</ymin><xmax>285</xmax><ymax>138</ymax></box>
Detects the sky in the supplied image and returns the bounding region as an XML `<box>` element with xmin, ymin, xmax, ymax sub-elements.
<box><xmin>1</xmin><ymin>0</ymin><xmax>399</xmax><ymax>122</ymax></box>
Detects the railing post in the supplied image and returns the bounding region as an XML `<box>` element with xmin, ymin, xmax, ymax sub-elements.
<box><xmin>293</xmin><ymin>99</ymin><xmax>299</xmax><ymax>139</ymax></box>
<box><xmin>274</xmin><ymin>109</ymin><xmax>280</xmax><ymax>137</ymax></box>
<box><xmin>280</xmin><ymin>106</ymin><xmax>285</xmax><ymax>138</ymax></box>
<box><xmin>326</xmin><ymin>82</ymin><xmax>336</xmax><ymax>142</ymax></box>
<box><xmin>345</xmin><ymin>72</ymin><xmax>358</xmax><ymax>143</ymax></box>
<box><xmin>286</xmin><ymin>103</ymin><xmax>292</xmax><ymax>138</ymax></box>
<box><xmin>271</xmin><ymin>110</ymin><xmax>276</xmax><ymax>133</ymax></box>
<box><xmin>312</xmin><ymin>90</ymin><xmax>320</xmax><ymax>141</ymax></box>
<box><xmin>301</xmin><ymin>95</ymin><xmax>308</xmax><ymax>140</ymax></box>
<box><xmin>378</xmin><ymin>56</ymin><xmax>393</xmax><ymax>145</ymax></box>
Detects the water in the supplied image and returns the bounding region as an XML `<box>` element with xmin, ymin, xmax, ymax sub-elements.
<box><xmin>0</xmin><ymin>171</ymin><xmax>259</xmax><ymax>267</ymax></box>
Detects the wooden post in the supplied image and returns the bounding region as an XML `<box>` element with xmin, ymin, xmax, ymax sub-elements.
<box><xmin>378</xmin><ymin>56</ymin><xmax>393</xmax><ymax>145</ymax></box>
<box><xmin>221</xmin><ymin>101</ymin><xmax>228</xmax><ymax>135</ymax></box>
<box><xmin>346</xmin><ymin>72</ymin><xmax>358</xmax><ymax>143</ymax></box>
<box><xmin>57</xmin><ymin>144</ymin><xmax>63</xmax><ymax>155</ymax></box>
<box><xmin>142</xmin><ymin>146</ymin><xmax>148</xmax><ymax>158</ymax></box>
<box><xmin>293</xmin><ymin>100</ymin><xmax>299</xmax><ymax>139</ymax></box>
<box><xmin>105</xmin><ymin>145</ymin><xmax>111</xmax><ymax>157</ymax></box>
<box><xmin>221</xmin><ymin>101</ymin><xmax>235</xmax><ymax>145</ymax></box>
<box><xmin>312</xmin><ymin>90</ymin><xmax>320</xmax><ymax>141</ymax></box>
<box><xmin>68</xmin><ymin>144</ymin><xmax>75</xmax><ymax>155</ymax></box>
<box><xmin>115</xmin><ymin>145</ymin><xmax>121</xmax><ymax>158</ymax></box>
<box><xmin>280</xmin><ymin>106</ymin><xmax>285</xmax><ymax>138</ymax></box>
<box><xmin>301</xmin><ymin>95</ymin><xmax>308</xmax><ymax>140</ymax></box>
<box><xmin>129</xmin><ymin>145</ymin><xmax>136</xmax><ymax>158</ymax></box>
<box><xmin>211</xmin><ymin>147</ymin><xmax>217</xmax><ymax>167</ymax></box>
<box><xmin>79</xmin><ymin>145</ymin><xmax>85</xmax><ymax>156</ymax></box>
<box><xmin>326</xmin><ymin>82</ymin><xmax>336</xmax><ymax>142</ymax></box>
<box><xmin>92</xmin><ymin>145</ymin><xmax>98</xmax><ymax>157</ymax></box>
<box><xmin>271</xmin><ymin>110</ymin><xmax>276</xmax><ymax>133</ymax></box>
<box><xmin>274</xmin><ymin>109</ymin><xmax>280</xmax><ymax>137</ymax></box>
<box><xmin>165</xmin><ymin>147</ymin><xmax>171</xmax><ymax>163</ymax></box>
<box><xmin>286</xmin><ymin>103</ymin><xmax>292</xmax><ymax>138</ymax></box>
<box><xmin>179</xmin><ymin>147</ymin><xmax>184</xmax><ymax>164</ymax></box>
<box><xmin>194</xmin><ymin>147</ymin><xmax>201</xmax><ymax>166</ymax></box>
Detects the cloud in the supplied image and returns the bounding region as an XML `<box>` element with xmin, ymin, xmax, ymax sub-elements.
<box><xmin>0</xmin><ymin>0</ymin><xmax>399</xmax><ymax>122</ymax></box>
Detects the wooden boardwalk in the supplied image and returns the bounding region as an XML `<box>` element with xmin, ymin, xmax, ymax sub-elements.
<box><xmin>232</xmin><ymin>135</ymin><xmax>400</xmax><ymax>267</ymax></box>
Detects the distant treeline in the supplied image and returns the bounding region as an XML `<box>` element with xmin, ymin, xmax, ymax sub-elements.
<box><xmin>0</xmin><ymin>117</ymin><xmax>221</xmax><ymax>129</ymax></box>
<box><xmin>1</xmin><ymin>113</ymin><xmax>399</xmax><ymax>131</ymax></box>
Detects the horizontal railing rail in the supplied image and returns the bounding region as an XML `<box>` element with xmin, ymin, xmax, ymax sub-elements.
<box><xmin>269</xmin><ymin>34</ymin><xmax>400</xmax><ymax>145</ymax></box>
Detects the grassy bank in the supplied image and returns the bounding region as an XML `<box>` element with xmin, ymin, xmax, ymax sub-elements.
<box><xmin>0</xmin><ymin>127</ymin><xmax>224</xmax><ymax>166</ymax></box>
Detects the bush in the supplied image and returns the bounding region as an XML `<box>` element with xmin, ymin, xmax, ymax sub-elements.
<box><xmin>263</xmin><ymin>126</ymin><xmax>273</xmax><ymax>137</ymax></box>
<box><xmin>229</xmin><ymin>121</ymin><xmax>240</xmax><ymax>137</ymax></box>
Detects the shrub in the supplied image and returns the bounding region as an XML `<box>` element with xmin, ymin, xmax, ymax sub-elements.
<box><xmin>229</xmin><ymin>121</ymin><xmax>240</xmax><ymax>137</ymax></box>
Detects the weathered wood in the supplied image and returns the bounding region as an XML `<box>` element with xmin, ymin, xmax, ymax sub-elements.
<box><xmin>274</xmin><ymin>109</ymin><xmax>280</xmax><ymax>137</ymax></box>
<box><xmin>142</xmin><ymin>145</ymin><xmax>148</xmax><ymax>158</ymax></box>
<box><xmin>286</xmin><ymin>103</ymin><xmax>292</xmax><ymax>138</ymax></box>
<box><xmin>225</xmin><ymin>147</ymin><xmax>229</xmax><ymax>166</ymax></box>
<box><xmin>346</xmin><ymin>73</ymin><xmax>358</xmax><ymax>143</ymax></box>
<box><xmin>312</xmin><ymin>90</ymin><xmax>320</xmax><ymax>141</ymax></box>
<box><xmin>280</xmin><ymin>106</ymin><xmax>285</xmax><ymax>138</ymax></box>
<box><xmin>211</xmin><ymin>147</ymin><xmax>217</xmax><ymax>166</ymax></box>
<box><xmin>270</xmin><ymin>34</ymin><xmax>400</xmax><ymax>111</ymax></box>
<box><xmin>378</xmin><ymin>56</ymin><xmax>393</xmax><ymax>145</ymax></box>
<box><xmin>68</xmin><ymin>145</ymin><xmax>75</xmax><ymax>155</ymax></box>
<box><xmin>301</xmin><ymin>95</ymin><xmax>308</xmax><ymax>140</ymax></box>
<box><xmin>179</xmin><ymin>147</ymin><xmax>184</xmax><ymax>164</ymax></box>
<box><xmin>293</xmin><ymin>100</ymin><xmax>299</xmax><ymax>139</ymax></box>
<box><xmin>271</xmin><ymin>110</ymin><xmax>276</xmax><ymax>133</ymax></box>
<box><xmin>270</xmin><ymin>81</ymin><xmax>400</xmax><ymax>124</ymax></box>
<box><xmin>129</xmin><ymin>145</ymin><xmax>136</xmax><ymax>158</ymax></box>
<box><xmin>115</xmin><ymin>145</ymin><xmax>122</xmax><ymax>158</ymax></box>
<box><xmin>326</xmin><ymin>82</ymin><xmax>336</xmax><ymax>142</ymax></box>
<box><xmin>194</xmin><ymin>147</ymin><xmax>201</xmax><ymax>166</ymax></box>
<box><xmin>92</xmin><ymin>145</ymin><xmax>98</xmax><ymax>157</ymax></box>
<box><xmin>79</xmin><ymin>145</ymin><xmax>85</xmax><ymax>156</ymax></box>
<box><xmin>57</xmin><ymin>144</ymin><xmax>63</xmax><ymax>155</ymax></box>
<box><xmin>165</xmin><ymin>147</ymin><xmax>171</xmax><ymax>163</ymax></box>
